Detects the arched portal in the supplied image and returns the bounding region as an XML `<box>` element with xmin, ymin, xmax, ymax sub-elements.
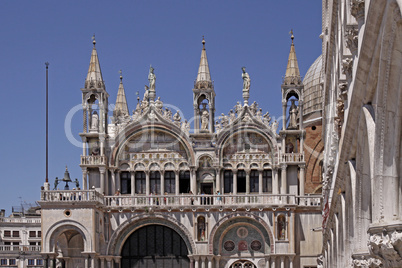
<box><xmin>121</xmin><ymin>225</ymin><xmax>190</xmax><ymax>268</ymax></box>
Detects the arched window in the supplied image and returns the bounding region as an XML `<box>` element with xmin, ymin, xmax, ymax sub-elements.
<box><xmin>277</xmin><ymin>214</ymin><xmax>286</xmax><ymax>240</ymax></box>
<box><xmin>250</xmin><ymin>170</ymin><xmax>259</xmax><ymax>193</ymax></box>
<box><xmin>263</xmin><ymin>170</ymin><xmax>272</xmax><ymax>193</ymax></box>
<box><xmin>230</xmin><ymin>260</ymin><xmax>256</xmax><ymax>268</ymax></box>
<box><xmin>197</xmin><ymin>216</ymin><xmax>206</xmax><ymax>241</ymax></box>
<box><xmin>150</xmin><ymin>171</ymin><xmax>160</xmax><ymax>194</ymax></box>
<box><xmin>135</xmin><ymin>172</ymin><xmax>146</xmax><ymax>194</ymax></box>
<box><xmin>164</xmin><ymin>171</ymin><xmax>175</xmax><ymax>194</ymax></box>
<box><xmin>224</xmin><ymin>170</ymin><xmax>233</xmax><ymax>193</ymax></box>
<box><xmin>179</xmin><ymin>171</ymin><xmax>190</xmax><ymax>193</ymax></box>
<box><xmin>237</xmin><ymin>170</ymin><xmax>246</xmax><ymax>193</ymax></box>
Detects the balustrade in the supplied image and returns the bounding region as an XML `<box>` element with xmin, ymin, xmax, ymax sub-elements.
<box><xmin>41</xmin><ymin>190</ymin><xmax>103</xmax><ymax>203</ymax></box>
<box><xmin>0</xmin><ymin>245</ymin><xmax>41</xmax><ymax>252</ymax></box>
<box><xmin>281</xmin><ymin>152</ymin><xmax>304</xmax><ymax>163</ymax></box>
<box><xmin>80</xmin><ymin>155</ymin><xmax>107</xmax><ymax>166</ymax></box>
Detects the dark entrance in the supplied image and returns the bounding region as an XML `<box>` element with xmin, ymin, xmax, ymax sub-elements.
<box><xmin>237</xmin><ymin>170</ymin><xmax>246</xmax><ymax>193</ymax></box>
<box><xmin>121</xmin><ymin>225</ymin><xmax>190</xmax><ymax>268</ymax></box>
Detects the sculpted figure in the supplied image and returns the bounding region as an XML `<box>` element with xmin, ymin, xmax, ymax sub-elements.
<box><xmin>164</xmin><ymin>108</ymin><xmax>172</xmax><ymax>120</ymax></box>
<box><xmin>289</xmin><ymin>99</ymin><xmax>298</xmax><ymax>128</ymax></box>
<box><xmin>181</xmin><ymin>120</ymin><xmax>190</xmax><ymax>134</ymax></box>
<box><xmin>155</xmin><ymin>97</ymin><xmax>163</xmax><ymax>114</ymax></box>
<box><xmin>256</xmin><ymin>108</ymin><xmax>263</xmax><ymax>120</ymax></box>
<box><xmin>272</xmin><ymin>120</ymin><xmax>278</xmax><ymax>133</ymax></box>
<box><xmin>173</xmin><ymin>111</ymin><xmax>181</xmax><ymax>126</ymax></box>
<box><xmin>143</xmin><ymin>85</ymin><xmax>149</xmax><ymax>101</ymax></box>
<box><xmin>220</xmin><ymin>113</ymin><xmax>229</xmax><ymax>127</ymax></box>
<box><xmin>242</xmin><ymin>67</ymin><xmax>250</xmax><ymax>92</ymax></box>
<box><xmin>148</xmin><ymin>66</ymin><xmax>156</xmax><ymax>90</ymax></box>
<box><xmin>229</xmin><ymin>109</ymin><xmax>236</xmax><ymax>123</ymax></box>
<box><xmin>53</xmin><ymin>177</ymin><xmax>59</xmax><ymax>190</ymax></box>
<box><xmin>263</xmin><ymin>112</ymin><xmax>271</xmax><ymax>125</ymax></box>
<box><xmin>90</xmin><ymin>111</ymin><xmax>99</xmax><ymax>131</ymax></box>
<box><xmin>234</xmin><ymin>101</ymin><xmax>242</xmax><ymax>116</ymax></box>
<box><xmin>215</xmin><ymin>120</ymin><xmax>221</xmax><ymax>133</ymax></box>
<box><xmin>201</xmin><ymin>110</ymin><xmax>209</xmax><ymax>130</ymax></box>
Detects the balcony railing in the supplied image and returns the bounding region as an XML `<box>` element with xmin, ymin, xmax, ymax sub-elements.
<box><xmin>41</xmin><ymin>190</ymin><xmax>103</xmax><ymax>203</ymax></box>
<box><xmin>0</xmin><ymin>218</ymin><xmax>41</xmax><ymax>224</ymax></box>
<box><xmin>80</xmin><ymin>155</ymin><xmax>107</xmax><ymax>166</ymax></box>
<box><xmin>281</xmin><ymin>153</ymin><xmax>304</xmax><ymax>163</ymax></box>
<box><xmin>0</xmin><ymin>245</ymin><xmax>41</xmax><ymax>253</ymax></box>
<box><xmin>40</xmin><ymin>190</ymin><xmax>321</xmax><ymax>209</ymax></box>
<box><xmin>104</xmin><ymin>193</ymin><xmax>321</xmax><ymax>209</ymax></box>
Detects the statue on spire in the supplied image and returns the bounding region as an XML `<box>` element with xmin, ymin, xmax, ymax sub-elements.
<box><xmin>148</xmin><ymin>65</ymin><xmax>156</xmax><ymax>91</ymax></box>
<box><xmin>242</xmin><ymin>67</ymin><xmax>251</xmax><ymax>105</ymax></box>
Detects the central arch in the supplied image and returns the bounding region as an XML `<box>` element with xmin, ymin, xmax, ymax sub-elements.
<box><xmin>121</xmin><ymin>225</ymin><xmax>190</xmax><ymax>268</ymax></box>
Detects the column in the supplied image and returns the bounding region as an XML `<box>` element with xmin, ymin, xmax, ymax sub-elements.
<box><xmin>265</xmin><ymin>256</ymin><xmax>270</xmax><ymax>268</ymax></box>
<box><xmin>258</xmin><ymin>169</ymin><xmax>263</xmax><ymax>194</ymax></box>
<box><xmin>215</xmin><ymin>168</ymin><xmax>221</xmax><ymax>193</ymax></box>
<box><xmin>233</xmin><ymin>170</ymin><xmax>238</xmax><ymax>195</ymax></box>
<box><xmin>207</xmin><ymin>256</ymin><xmax>212</xmax><ymax>268</ymax></box>
<box><xmin>90</xmin><ymin>255</ymin><xmax>95</xmax><ymax>268</ymax></box>
<box><xmin>282</xmin><ymin>101</ymin><xmax>287</xmax><ymax>130</ymax></box>
<box><xmin>100</xmin><ymin>135</ymin><xmax>105</xmax><ymax>156</ymax></box>
<box><xmin>194</xmin><ymin>257</ymin><xmax>199</xmax><ymax>268</ymax></box>
<box><xmin>298</xmin><ymin>101</ymin><xmax>303</xmax><ymax>130</ymax></box>
<box><xmin>280</xmin><ymin>256</ymin><xmax>284</xmax><ymax>268</ymax></box>
<box><xmin>145</xmin><ymin>171</ymin><xmax>150</xmax><ymax>196</ymax></box>
<box><xmin>288</xmin><ymin>256</ymin><xmax>294</xmax><ymax>268</ymax></box>
<box><xmin>100</xmin><ymin>167</ymin><xmax>105</xmax><ymax>194</ymax></box>
<box><xmin>82</xmin><ymin>137</ymin><xmax>87</xmax><ymax>156</ymax></box>
<box><xmin>175</xmin><ymin>171</ymin><xmax>179</xmax><ymax>195</ymax></box>
<box><xmin>280</xmin><ymin>165</ymin><xmax>287</xmax><ymax>194</ymax></box>
<box><xmin>191</xmin><ymin>168</ymin><xmax>197</xmax><ymax>194</ymax></box>
<box><xmin>131</xmin><ymin>172</ymin><xmax>135</xmax><ymax>196</ymax></box>
<box><xmin>82</xmin><ymin>168</ymin><xmax>88</xmax><ymax>190</ymax></box>
<box><xmin>270</xmin><ymin>256</ymin><xmax>276</xmax><ymax>268</ymax></box>
<box><xmin>105</xmin><ymin>257</ymin><xmax>113</xmax><ymax>268</ymax></box>
<box><xmin>299</xmin><ymin>165</ymin><xmax>305</xmax><ymax>196</ymax></box>
<box><xmin>245</xmin><ymin>169</ymin><xmax>250</xmax><ymax>194</ymax></box>
<box><xmin>190</xmin><ymin>257</ymin><xmax>194</xmax><ymax>268</ymax></box>
<box><xmin>200</xmin><ymin>257</ymin><xmax>206</xmax><ymax>268</ymax></box>
<box><xmin>160</xmin><ymin>171</ymin><xmax>165</xmax><ymax>195</ymax></box>
<box><xmin>214</xmin><ymin>256</ymin><xmax>220</xmax><ymax>268</ymax></box>
<box><xmin>100</xmin><ymin>258</ymin><xmax>105</xmax><ymax>268</ymax></box>
<box><xmin>111</xmin><ymin>170</ymin><xmax>116</xmax><ymax>194</ymax></box>
<box><xmin>273</xmin><ymin>168</ymin><xmax>279</xmax><ymax>195</ymax></box>
<box><xmin>84</xmin><ymin>256</ymin><xmax>89</xmax><ymax>268</ymax></box>
<box><xmin>42</xmin><ymin>256</ymin><xmax>48</xmax><ymax>268</ymax></box>
<box><xmin>99</xmin><ymin>102</ymin><xmax>104</xmax><ymax>133</ymax></box>
<box><xmin>116</xmin><ymin>171</ymin><xmax>121</xmax><ymax>192</ymax></box>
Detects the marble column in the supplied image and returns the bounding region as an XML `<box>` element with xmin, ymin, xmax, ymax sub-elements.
<box><xmin>175</xmin><ymin>171</ymin><xmax>179</xmax><ymax>195</ymax></box>
<box><xmin>111</xmin><ymin>170</ymin><xmax>116</xmax><ymax>194</ymax></box>
<box><xmin>82</xmin><ymin>168</ymin><xmax>88</xmax><ymax>190</ymax></box>
<box><xmin>160</xmin><ymin>170</ymin><xmax>165</xmax><ymax>195</ymax></box>
<box><xmin>100</xmin><ymin>258</ymin><xmax>105</xmax><ymax>268</ymax></box>
<box><xmin>82</xmin><ymin>136</ymin><xmax>87</xmax><ymax>156</ymax></box>
<box><xmin>207</xmin><ymin>256</ymin><xmax>212</xmax><ymax>268</ymax></box>
<box><xmin>282</xmin><ymin>101</ymin><xmax>287</xmax><ymax>130</ymax></box>
<box><xmin>259</xmin><ymin>169</ymin><xmax>263</xmax><ymax>194</ymax></box>
<box><xmin>194</xmin><ymin>257</ymin><xmax>199</xmax><ymax>268</ymax></box>
<box><xmin>280</xmin><ymin>256</ymin><xmax>285</xmax><ymax>268</ymax></box>
<box><xmin>201</xmin><ymin>257</ymin><xmax>206</xmax><ymax>268</ymax></box>
<box><xmin>245</xmin><ymin>169</ymin><xmax>250</xmax><ymax>194</ymax></box>
<box><xmin>100</xmin><ymin>135</ymin><xmax>105</xmax><ymax>156</ymax></box>
<box><xmin>116</xmin><ymin>171</ymin><xmax>121</xmax><ymax>192</ymax></box>
<box><xmin>131</xmin><ymin>171</ymin><xmax>135</xmax><ymax>195</ymax></box>
<box><xmin>191</xmin><ymin>168</ymin><xmax>197</xmax><ymax>194</ymax></box>
<box><xmin>215</xmin><ymin>168</ymin><xmax>221</xmax><ymax>193</ymax></box>
<box><xmin>265</xmin><ymin>256</ymin><xmax>270</xmax><ymax>268</ymax></box>
<box><xmin>145</xmin><ymin>171</ymin><xmax>150</xmax><ymax>196</ymax></box>
<box><xmin>190</xmin><ymin>257</ymin><xmax>194</xmax><ymax>268</ymax></box>
<box><xmin>100</xmin><ymin>167</ymin><xmax>105</xmax><ymax>194</ymax></box>
<box><xmin>84</xmin><ymin>256</ymin><xmax>89</xmax><ymax>268</ymax></box>
<box><xmin>273</xmin><ymin>168</ymin><xmax>278</xmax><ymax>195</ymax></box>
<box><xmin>299</xmin><ymin>165</ymin><xmax>305</xmax><ymax>196</ymax></box>
<box><xmin>270</xmin><ymin>256</ymin><xmax>276</xmax><ymax>268</ymax></box>
<box><xmin>214</xmin><ymin>256</ymin><xmax>220</xmax><ymax>268</ymax></box>
<box><xmin>288</xmin><ymin>256</ymin><xmax>294</xmax><ymax>268</ymax></box>
<box><xmin>233</xmin><ymin>170</ymin><xmax>238</xmax><ymax>195</ymax></box>
<box><xmin>280</xmin><ymin>165</ymin><xmax>287</xmax><ymax>194</ymax></box>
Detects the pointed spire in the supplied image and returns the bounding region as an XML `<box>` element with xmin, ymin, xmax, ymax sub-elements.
<box><xmin>113</xmin><ymin>70</ymin><xmax>129</xmax><ymax>117</ymax></box>
<box><xmin>85</xmin><ymin>35</ymin><xmax>105</xmax><ymax>89</ymax></box>
<box><xmin>284</xmin><ymin>30</ymin><xmax>302</xmax><ymax>86</ymax></box>
<box><xmin>195</xmin><ymin>36</ymin><xmax>213</xmax><ymax>89</ymax></box>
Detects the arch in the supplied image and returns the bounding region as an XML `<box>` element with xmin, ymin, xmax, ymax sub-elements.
<box><xmin>107</xmin><ymin>213</ymin><xmax>196</xmax><ymax>256</ymax></box>
<box><xmin>110</xmin><ymin>123</ymin><xmax>195</xmax><ymax>167</ymax></box>
<box><xmin>208</xmin><ymin>213</ymin><xmax>274</xmax><ymax>255</ymax></box>
<box><xmin>283</xmin><ymin>88</ymin><xmax>301</xmax><ymax>101</ymax></box>
<box><xmin>149</xmin><ymin>163</ymin><xmax>160</xmax><ymax>171</ymax></box>
<box><xmin>42</xmin><ymin>220</ymin><xmax>92</xmax><ymax>254</ymax></box>
<box><xmin>164</xmin><ymin>162</ymin><xmax>176</xmax><ymax>170</ymax></box>
<box><xmin>134</xmin><ymin>163</ymin><xmax>145</xmax><ymax>171</ymax></box>
<box><xmin>197</xmin><ymin>154</ymin><xmax>214</xmax><ymax>168</ymax></box>
<box><xmin>119</xmin><ymin>163</ymin><xmax>130</xmax><ymax>171</ymax></box>
<box><xmin>228</xmin><ymin>260</ymin><xmax>257</xmax><ymax>268</ymax></box>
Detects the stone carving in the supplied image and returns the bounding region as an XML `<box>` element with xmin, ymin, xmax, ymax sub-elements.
<box><xmin>90</xmin><ymin>111</ymin><xmax>99</xmax><ymax>132</ymax></box>
<box><xmin>220</xmin><ymin>113</ymin><xmax>229</xmax><ymax>127</ymax></box>
<box><xmin>234</xmin><ymin>101</ymin><xmax>243</xmax><ymax>116</ymax></box>
<box><xmin>181</xmin><ymin>120</ymin><xmax>190</xmax><ymax>135</ymax></box>
<box><xmin>201</xmin><ymin>110</ymin><xmax>209</xmax><ymax>130</ymax></box>
<box><xmin>288</xmin><ymin>99</ymin><xmax>298</xmax><ymax>129</ymax></box>
<box><xmin>351</xmin><ymin>256</ymin><xmax>383</xmax><ymax>267</ymax></box>
<box><xmin>351</xmin><ymin>0</ymin><xmax>365</xmax><ymax>20</ymax></box>
<box><xmin>345</xmin><ymin>26</ymin><xmax>359</xmax><ymax>53</ymax></box>
<box><xmin>368</xmin><ymin>230</ymin><xmax>402</xmax><ymax>267</ymax></box>
<box><xmin>242</xmin><ymin>67</ymin><xmax>250</xmax><ymax>104</ymax></box>
<box><xmin>317</xmin><ymin>254</ymin><xmax>324</xmax><ymax>268</ymax></box>
<box><xmin>256</xmin><ymin>108</ymin><xmax>263</xmax><ymax>121</ymax></box>
<box><xmin>215</xmin><ymin>120</ymin><xmax>221</xmax><ymax>133</ymax></box>
<box><xmin>163</xmin><ymin>108</ymin><xmax>172</xmax><ymax>120</ymax></box>
<box><xmin>323</xmin><ymin>132</ymin><xmax>338</xmax><ymax>190</ymax></box>
<box><xmin>143</xmin><ymin>85</ymin><xmax>149</xmax><ymax>101</ymax></box>
<box><xmin>335</xmin><ymin>98</ymin><xmax>345</xmax><ymax>135</ymax></box>
<box><xmin>271</xmin><ymin>120</ymin><xmax>278</xmax><ymax>133</ymax></box>
<box><xmin>173</xmin><ymin>111</ymin><xmax>181</xmax><ymax>126</ymax></box>
<box><xmin>229</xmin><ymin>109</ymin><xmax>236</xmax><ymax>123</ymax></box>
<box><xmin>263</xmin><ymin>112</ymin><xmax>271</xmax><ymax>125</ymax></box>
<box><xmin>250</xmin><ymin>101</ymin><xmax>257</xmax><ymax>115</ymax></box>
<box><xmin>155</xmin><ymin>97</ymin><xmax>163</xmax><ymax>114</ymax></box>
<box><xmin>339</xmin><ymin>82</ymin><xmax>349</xmax><ymax>100</ymax></box>
<box><xmin>148</xmin><ymin>66</ymin><xmax>156</xmax><ymax>91</ymax></box>
<box><xmin>342</xmin><ymin>57</ymin><xmax>354</xmax><ymax>79</ymax></box>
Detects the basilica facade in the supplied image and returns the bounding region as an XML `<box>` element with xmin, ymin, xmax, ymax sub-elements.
<box><xmin>37</xmin><ymin>32</ymin><xmax>323</xmax><ymax>267</ymax></box>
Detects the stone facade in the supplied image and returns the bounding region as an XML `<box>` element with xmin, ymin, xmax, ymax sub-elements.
<box><xmin>320</xmin><ymin>0</ymin><xmax>402</xmax><ymax>267</ymax></box>
<box><xmin>36</xmin><ymin>35</ymin><xmax>323</xmax><ymax>268</ymax></box>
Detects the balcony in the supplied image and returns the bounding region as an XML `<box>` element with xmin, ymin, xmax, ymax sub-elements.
<box><xmin>0</xmin><ymin>245</ymin><xmax>41</xmax><ymax>253</ymax></box>
<box><xmin>0</xmin><ymin>218</ymin><xmax>41</xmax><ymax>224</ymax></box>
<box><xmin>80</xmin><ymin>155</ymin><xmax>107</xmax><ymax>166</ymax></box>
<box><xmin>281</xmin><ymin>152</ymin><xmax>304</xmax><ymax>163</ymax></box>
<box><xmin>39</xmin><ymin>190</ymin><xmax>321</xmax><ymax>210</ymax></box>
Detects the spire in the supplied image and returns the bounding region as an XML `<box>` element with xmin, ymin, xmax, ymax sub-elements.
<box><xmin>113</xmin><ymin>71</ymin><xmax>129</xmax><ymax>117</ymax></box>
<box><xmin>284</xmin><ymin>30</ymin><xmax>302</xmax><ymax>86</ymax></box>
<box><xmin>195</xmin><ymin>36</ymin><xmax>213</xmax><ymax>89</ymax></box>
<box><xmin>85</xmin><ymin>35</ymin><xmax>105</xmax><ymax>89</ymax></box>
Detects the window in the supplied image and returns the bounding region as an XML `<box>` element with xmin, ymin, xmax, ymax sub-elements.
<box><xmin>164</xmin><ymin>171</ymin><xmax>175</xmax><ymax>194</ymax></box>
<box><xmin>179</xmin><ymin>171</ymin><xmax>190</xmax><ymax>193</ymax></box>
<box><xmin>150</xmin><ymin>171</ymin><xmax>161</xmax><ymax>194</ymax></box>
<box><xmin>120</xmin><ymin>172</ymin><xmax>131</xmax><ymax>194</ymax></box>
<box><xmin>197</xmin><ymin>216</ymin><xmax>206</xmax><ymax>241</ymax></box>
<box><xmin>36</xmin><ymin>260</ymin><xmax>43</xmax><ymax>266</ymax></box>
<box><xmin>250</xmin><ymin>170</ymin><xmax>259</xmax><ymax>192</ymax></box>
<box><xmin>3</xmin><ymin>231</ymin><xmax>10</xmax><ymax>237</ymax></box>
<box><xmin>38</xmin><ymin>231</ymin><xmax>41</xmax><ymax>238</ymax></box>
<box><xmin>237</xmin><ymin>170</ymin><xmax>246</xmax><ymax>193</ymax></box>
<box><xmin>263</xmin><ymin>170</ymin><xmax>272</xmax><ymax>193</ymax></box>
<box><xmin>12</xmin><ymin>231</ymin><xmax>19</xmax><ymax>237</ymax></box>
<box><xmin>9</xmin><ymin>259</ymin><xmax>16</xmax><ymax>265</ymax></box>
<box><xmin>28</xmin><ymin>259</ymin><xmax>35</xmax><ymax>266</ymax></box>
<box><xmin>224</xmin><ymin>170</ymin><xmax>233</xmax><ymax>193</ymax></box>
<box><xmin>135</xmin><ymin>171</ymin><xmax>146</xmax><ymax>194</ymax></box>
<box><xmin>1</xmin><ymin>259</ymin><xmax>7</xmax><ymax>265</ymax></box>
<box><xmin>29</xmin><ymin>231</ymin><xmax>36</xmax><ymax>238</ymax></box>
<box><xmin>277</xmin><ymin>214</ymin><xmax>286</xmax><ymax>240</ymax></box>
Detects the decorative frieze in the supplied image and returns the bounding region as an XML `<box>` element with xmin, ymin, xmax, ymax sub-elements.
<box><xmin>351</xmin><ymin>255</ymin><xmax>383</xmax><ymax>267</ymax></box>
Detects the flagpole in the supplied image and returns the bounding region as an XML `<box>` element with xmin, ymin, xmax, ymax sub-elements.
<box><xmin>45</xmin><ymin>62</ymin><xmax>49</xmax><ymax>183</ymax></box>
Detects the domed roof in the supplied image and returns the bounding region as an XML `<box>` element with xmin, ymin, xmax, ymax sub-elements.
<box><xmin>302</xmin><ymin>55</ymin><xmax>323</xmax><ymax>119</ymax></box>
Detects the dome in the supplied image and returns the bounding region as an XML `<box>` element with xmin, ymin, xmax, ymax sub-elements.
<box><xmin>302</xmin><ymin>55</ymin><xmax>323</xmax><ymax>119</ymax></box>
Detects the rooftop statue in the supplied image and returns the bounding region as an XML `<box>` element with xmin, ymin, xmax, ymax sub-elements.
<box><xmin>148</xmin><ymin>66</ymin><xmax>156</xmax><ymax>91</ymax></box>
<box><xmin>242</xmin><ymin>67</ymin><xmax>250</xmax><ymax>93</ymax></box>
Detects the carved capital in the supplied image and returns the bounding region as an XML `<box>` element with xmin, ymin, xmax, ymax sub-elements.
<box><xmin>351</xmin><ymin>255</ymin><xmax>383</xmax><ymax>267</ymax></box>
<box><xmin>368</xmin><ymin>229</ymin><xmax>402</xmax><ymax>267</ymax></box>
<box><xmin>345</xmin><ymin>25</ymin><xmax>359</xmax><ymax>53</ymax></box>
<box><xmin>351</xmin><ymin>0</ymin><xmax>365</xmax><ymax>20</ymax></box>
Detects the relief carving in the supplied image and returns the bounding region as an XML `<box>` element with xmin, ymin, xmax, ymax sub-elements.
<box><xmin>351</xmin><ymin>0</ymin><xmax>365</xmax><ymax>20</ymax></box>
<box><xmin>368</xmin><ymin>230</ymin><xmax>402</xmax><ymax>267</ymax></box>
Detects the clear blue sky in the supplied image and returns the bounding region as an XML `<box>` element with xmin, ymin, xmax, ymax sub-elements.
<box><xmin>0</xmin><ymin>1</ymin><xmax>322</xmax><ymax>215</ymax></box>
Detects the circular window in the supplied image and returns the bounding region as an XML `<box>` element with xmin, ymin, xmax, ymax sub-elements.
<box><xmin>312</xmin><ymin>126</ymin><xmax>316</xmax><ymax>130</ymax></box>
<box><xmin>64</xmin><ymin>210</ymin><xmax>71</xmax><ymax>217</ymax></box>
<box><xmin>223</xmin><ymin>240</ymin><xmax>235</xmax><ymax>252</ymax></box>
<box><xmin>237</xmin><ymin>227</ymin><xmax>248</xmax><ymax>238</ymax></box>
<box><xmin>250</xmin><ymin>240</ymin><xmax>262</xmax><ymax>251</ymax></box>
